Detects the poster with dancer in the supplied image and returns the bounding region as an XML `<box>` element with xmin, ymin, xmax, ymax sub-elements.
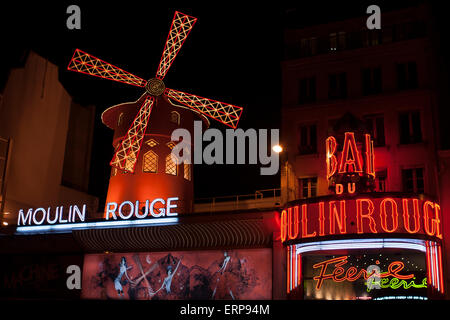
<box><xmin>82</xmin><ymin>249</ymin><xmax>271</xmax><ymax>300</ymax></box>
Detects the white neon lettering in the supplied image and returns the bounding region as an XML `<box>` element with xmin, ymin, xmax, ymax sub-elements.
<box><xmin>150</xmin><ymin>198</ymin><xmax>165</xmax><ymax>217</ymax></box>
<box><xmin>73</xmin><ymin>204</ymin><xmax>86</xmax><ymax>222</ymax></box>
<box><xmin>118</xmin><ymin>201</ymin><xmax>134</xmax><ymax>219</ymax></box>
<box><xmin>33</xmin><ymin>208</ymin><xmax>46</xmax><ymax>225</ymax></box>
<box><xmin>105</xmin><ymin>202</ymin><xmax>118</xmax><ymax>220</ymax></box>
<box><xmin>18</xmin><ymin>208</ymin><xmax>33</xmax><ymax>226</ymax></box>
<box><xmin>135</xmin><ymin>200</ymin><xmax>149</xmax><ymax>219</ymax></box>
<box><xmin>46</xmin><ymin>207</ymin><xmax>59</xmax><ymax>224</ymax></box>
<box><xmin>166</xmin><ymin>197</ymin><xmax>179</xmax><ymax>216</ymax></box>
<box><xmin>59</xmin><ymin>206</ymin><xmax>69</xmax><ymax>223</ymax></box>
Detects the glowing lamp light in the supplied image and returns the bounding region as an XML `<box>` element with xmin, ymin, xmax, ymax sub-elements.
<box><xmin>273</xmin><ymin>145</ymin><xmax>283</xmax><ymax>153</ymax></box>
<box><xmin>2</xmin><ymin>222</ymin><xmax>8</xmax><ymax>226</ymax></box>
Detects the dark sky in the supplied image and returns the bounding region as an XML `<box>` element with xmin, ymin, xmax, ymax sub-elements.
<box><xmin>1</xmin><ymin>1</ymin><xmax>448</xmax><ymax>206</ymax></box>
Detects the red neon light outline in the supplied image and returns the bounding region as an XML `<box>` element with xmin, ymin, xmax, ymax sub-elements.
<box><xmin>423</xmin><ymin>201</ymin><xmax>436</xmax><ymax>237</ymax></box>
<box><xmin>402</xmin><ymin>198</ymin><xmax>421</xmax><ymax>234</ymax></box>
<box><xmin>434</xmin><ymin>204</ymin><xmax>443</xmax><ymax>239</ymax></box>
<box><xmin>318</xmin><ymin>202</ymin><xmax>325</xmax><ymax>236</ymax></box>
<box><xmin>380</xmin><ymin>198</ymin><xmax>399</xmax><ymax>233</ymax></box>
<box><xmin>288</xmin><ymin>207</ymin><xmax>299</xmax><ymax>240</ymax></box>
<box><xmin>280</xmin><ymin>209</ymin><xmax>287</xmax><ymax>242</ymax></box>
<box><xmin>287</xmin><ymin>245</ymin><xmax>290</xmax><ymax>293</ymax></box>
<box><xmin>356</xmin><ymin>198</ymin><xmax>377</xmax><ymax>234</ymax></box>
<box><xmin>301</xmin><ymin>204</ymin><xmax>316</xmax><ymax>238</ymax></box>
<box><xmin>329</xmin><ymin>200</ymin><xmax>346</xmax><ymax>235</ymax></box>
<box><xmin>437</xmin><ymin>245</ymin><xmax>444</xmax><ymax>293</ymax></box>
<box><xmin>364</xmin><ymin>134</ymin><xmax>375</xmax><ymax>177</ymax></box>
<box><xmin>338</xmin><ymin>132</ymin><xmax>363</xmax><ymax>174</ymax></box>
<box><xmin>326</xmin><ymin>136</ymin><xmax>338</xmax><ymax>179</ymax></box>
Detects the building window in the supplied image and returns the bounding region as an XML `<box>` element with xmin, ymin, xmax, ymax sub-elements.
<box><xmin>329</xmin><ymin>32</ymin><xmax>346</xmax><ymax>51</ymax></box>
<box><xmin>402</xmin><ymin>167</ymin><xmax>424</xmax><ymax>194</ymax></box>
<box><xmin>170</xmin><ymin>111</ymin><xmax>180</xmax><ymax>125</ymax></box>
<box><xmin>143</xmin><ymin>150</ymin><xmax>158</xmax><ymax>173</ymax></box>
<box><xmin>374</xmin><ymin>169</ymin><xmax>387</xmax><ymax>192</ymax></box>
<box><xmin>399</xmin><ymin>111</ymin><xmax>422</xmax><ymax>144</ymax></box>
<box><xmin>361</xmin><ymin>67</ymin><xmax>382</xmax><ymax>95</ymax></box>
<box><xmin>300</xmin><ymin>37</ymin><xmax>318</xmax><ymax>57</ymax></box>
<box><xmin>364</xmin><ymin>114</ymin><xmax>385</xmax><ymax>147</ymax></box>
<box><xmin>298</xmin><ymin>77</ymin><xmax>316</xmax><ymax>105</ymax></box>
<box><xmin>328</xmin><ymin>72</ymin><xmax>347</xmax><ymax>99</ymax></box>
<box><xmin>397</xmin><ymin>62</ymin><xmax>418</xmax><ymax>90</ymax></box>
<box><xmin>362</xmin><ymin>29</ymin><xmax>382</xmax><ymax>47</ymax></box>
<box><xmin>299</xmin><ymin>177</ymin><xmax>317</xmax><ymax>198</ymax></box>
<box><xmin>165</xmin><ymin>154</ymin><xmax>178</xmax><ymax>176</ymax></box>
<box><xmin>298</xmin><ymin>124</ymin><xmax>317</xmax><ymax>155</ymax></box>
<box><xmin>166</xmin><ymin>142</ymin><xmax>176</xmax><ymax>150</ymax></box>
<box><xmin>184</xmin><ymin>163</ymin><xmax>191</xmax><ymax>181</ymax></box>
<box><xmin>146</xmin><ymin>139</ymin><xmax>158</xmax><ymax>147</ymax></box>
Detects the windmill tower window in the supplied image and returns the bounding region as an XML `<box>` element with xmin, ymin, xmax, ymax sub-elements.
<box><xmin>146</xmin><ymin>139</ymin><xmax>158</xmax><ymax>147</ymax></box>
<box><xmin>143</xmin><ymin>150</ymin><xmax>158</xmax><ymax>173</ymax></box>
<box><xmin>170</xmin><ymin>111</ymin><xmax>181</xmax><ymax>125</ymax></box>
<box><xmin>165</xmin><ymin>154</ymin><xmax>178</xmax><ymax>176</ymax></box>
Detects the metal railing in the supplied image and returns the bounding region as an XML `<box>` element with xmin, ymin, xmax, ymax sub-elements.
<box><xmin>194</xmin><ymin>188</ymin><xmax>281</xmax><ymax>213</ymax></box>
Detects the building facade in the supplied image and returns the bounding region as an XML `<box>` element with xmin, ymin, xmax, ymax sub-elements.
<box><xmin>281</xmin><ymin>4</ymin><xmax>448</xmax><ymax>299</ymax></box>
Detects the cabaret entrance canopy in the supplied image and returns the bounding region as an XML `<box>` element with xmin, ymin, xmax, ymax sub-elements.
<box><xmin>67</xmin><ymin>11</ymin><xmax>244</xmax><ymax>173</ymax></box>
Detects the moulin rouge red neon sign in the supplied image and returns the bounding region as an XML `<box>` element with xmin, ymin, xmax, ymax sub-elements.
<box><xmin>280</xmin><ymin>197</ymin><xmax>442</xmax><ymax>242</ymax></box>
<box><xmin>312</xmin><ymin>255</ymin><xmax>422</xmax><ymax>291</ymax></box>
<box><xmin>280</xmin><ymin>130</ymin><xmax>442</xmax><ymax>242</ymax></box>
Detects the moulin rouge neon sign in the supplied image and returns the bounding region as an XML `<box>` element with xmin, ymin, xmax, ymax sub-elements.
<box><xmin>17</xmin><ymin>197</ymin><xmax>180</xmax><ymax>228</ymax></box>
<box><xmin>312</xmin><ymin>255</ymin><xmax>427</xmax><ymax>292</ymax></box>
<box><xmin>280</xmin><ymin>197</ymin><xmax>442</xmax><ymax>242</ymax></box>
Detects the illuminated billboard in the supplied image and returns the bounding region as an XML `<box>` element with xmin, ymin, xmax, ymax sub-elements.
<box><xmin>82</xmin><ymin>248</ymin><xmax>272</xmax><ymax>300</ymax></box>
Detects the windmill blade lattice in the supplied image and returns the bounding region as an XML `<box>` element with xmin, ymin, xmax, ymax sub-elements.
<box><xmin>68</xmin><ymin>49</ymin><xmax>147</xmax><ymax>87</ymax></box>
<box><xmin>110</xmin><ymin>96</ymin><xmax>155</xmax><ymax>172</ymax></box>
<box><xmin>166</xmin><ymin>88</ymin><xmax>243</xmax><ymax>129</ymax></box>
<box><xmin>156</xmin><ymin>12</ymin><xmax>197</xmax><ymax>80</ymax></box>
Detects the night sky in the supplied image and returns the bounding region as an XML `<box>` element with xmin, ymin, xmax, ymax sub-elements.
<box><xmin>1</xmin><ymin>1</ymin><xmax>448</xmax><ymax>207</ymax></box>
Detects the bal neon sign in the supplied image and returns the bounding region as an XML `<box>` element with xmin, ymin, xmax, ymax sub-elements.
<box><xmin>326</xmin><ymin>132</ymin><xmax>375</xmax><ymax>194</ymax></box>
<box><xmin>312</xmin><ymin>255</ymin><xmax>418</xmax><ymax>290</ymax></box>
<box><xmin>280</xmin><ymin>197</ymin><xmax>442</xmax><ymax>242</ymax></box>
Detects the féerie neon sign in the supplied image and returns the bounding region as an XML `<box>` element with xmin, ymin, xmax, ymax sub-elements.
<box><xmin>312</xmin><ymin>256</ymin><xmax>419</xmax><ymax>290</ymax></box>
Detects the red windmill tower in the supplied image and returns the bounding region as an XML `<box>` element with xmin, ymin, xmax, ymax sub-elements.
<box><xmin>67</xmin><ymin>11</ymin><xmax>243</xmax><ymax>215</ymax></box>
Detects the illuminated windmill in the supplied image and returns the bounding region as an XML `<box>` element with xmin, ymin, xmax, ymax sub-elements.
<box><xmin>67</xmin><ymin>11</ymin><xmax>243</xmax><ymax>173</ymax></box>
